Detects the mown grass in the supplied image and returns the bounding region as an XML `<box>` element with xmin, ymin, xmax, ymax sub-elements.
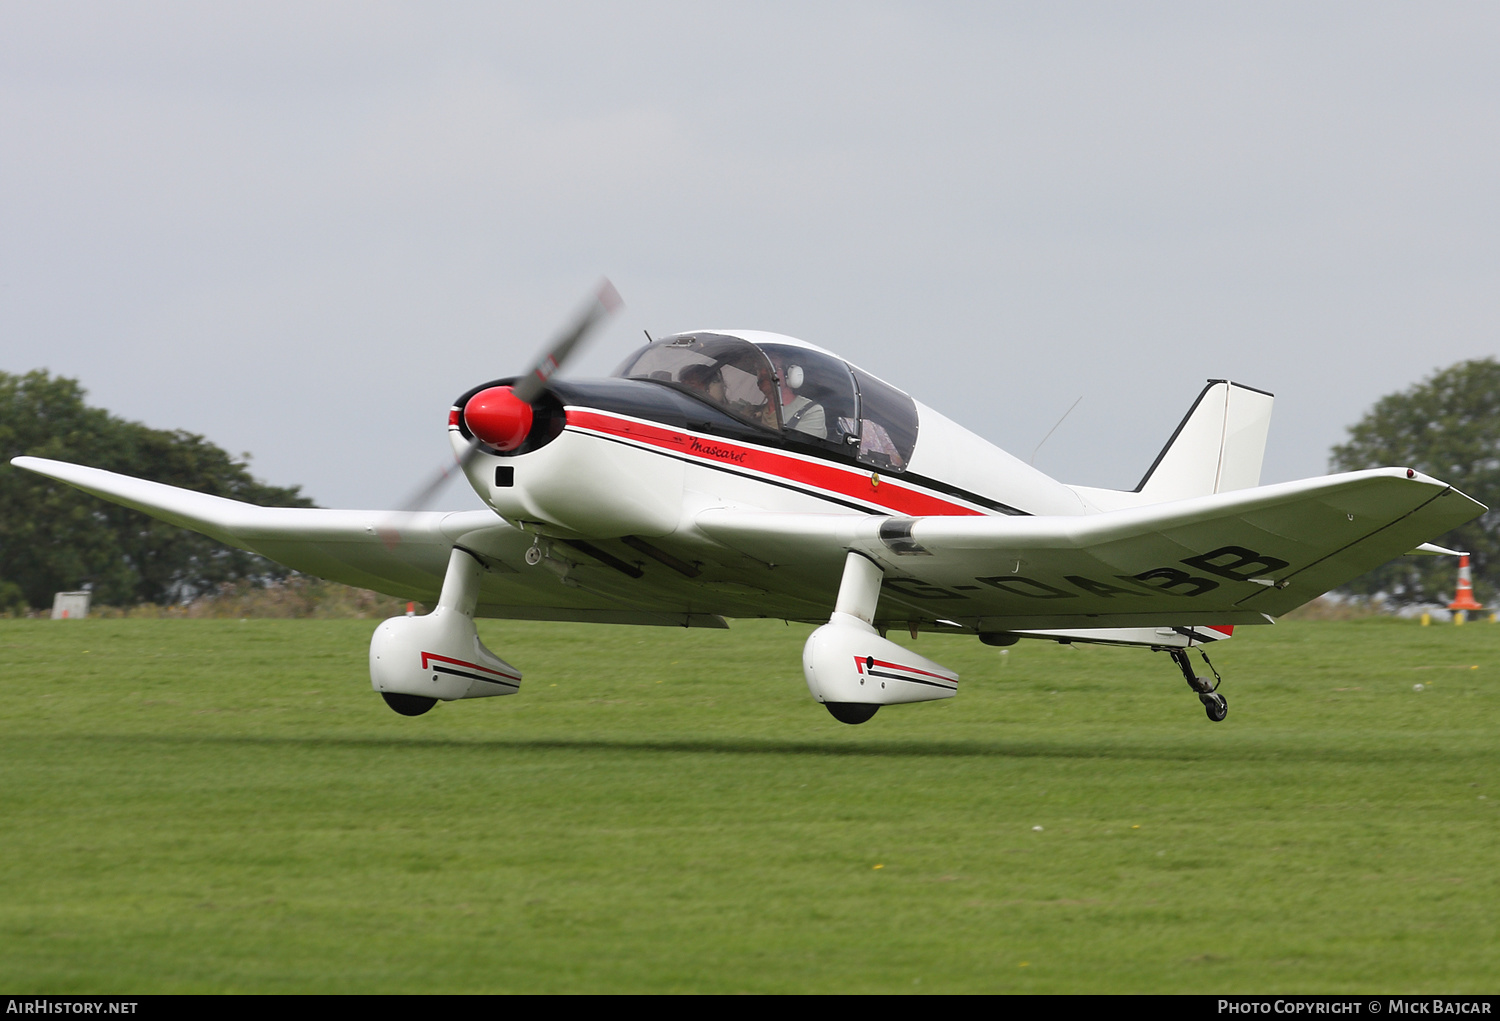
<box><xmin>0</xmin><ymin>616</ymin><xmax>1496</xmax><ymax>993</ymax></box>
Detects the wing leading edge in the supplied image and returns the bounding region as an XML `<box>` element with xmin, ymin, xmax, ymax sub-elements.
<box><xmin>11</xmin><ymin>455</ymin><xmax>504</xmax><ymax>601</ymax></box>
<box><xmin>11</xmin><ymin>456</ymin><xmax>733</xmax><ymax>627</ymax></box>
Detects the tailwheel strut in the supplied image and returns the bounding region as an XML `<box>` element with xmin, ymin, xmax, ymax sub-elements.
<box><xmin>1168</xmin><ymin>647</ymin><xmax>1227</xmax><ymax>723</ymax></box>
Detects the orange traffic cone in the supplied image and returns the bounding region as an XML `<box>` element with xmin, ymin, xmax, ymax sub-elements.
<box><xmin>1448</xmin><ymin>553</ymin><xmax>1483</xmax><ymax>612</ymax></box>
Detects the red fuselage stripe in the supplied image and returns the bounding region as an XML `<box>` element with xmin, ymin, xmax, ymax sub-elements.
<box><xmin>565</xmin><ymin>409</ymin><xmax>986</xmax><ymax>518</ymax></box>
<box><xmin>854</xmin><ymin>655</ymin><xmax>956</xmax><ymax>683</ymax></box>
<box><xmin>421</xmin><ymin>651</ymin><xmax>521</xmax><ymax>682</ymax></box>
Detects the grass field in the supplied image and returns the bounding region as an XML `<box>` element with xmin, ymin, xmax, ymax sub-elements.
<box><xmin>1</xmin><ymin>615</ymin><xmax>1496</xmax><ymax>993</ymax></box>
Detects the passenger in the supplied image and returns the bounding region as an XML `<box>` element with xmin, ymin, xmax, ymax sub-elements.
<box><xmin>860</xmin><ymin>419</ymin><xmax>905</xmax><ymax>469</ymax></box>
<box><xmin>774</xmin><ymin>360</ymin><xmax>826</xmax><ymax>439</ymax></box>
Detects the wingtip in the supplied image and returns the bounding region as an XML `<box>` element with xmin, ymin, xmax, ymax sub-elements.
<box><xmin>10</xmin><ymin>454</ymin><xmax>63</xmax><ymax>474</ymax></box>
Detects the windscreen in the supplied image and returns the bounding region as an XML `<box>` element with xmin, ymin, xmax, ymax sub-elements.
<box><xmin>754</xmin><ymin>342</ymin><xmax>859</xmax><ymax>450</ymax></box>
<box><xmin>613</xmin><ymin>333</ymin><xmax>780</xmax><ymax>430</ymax></box>
<box><xmin>614</xmin><ymin>333</ymin><xmax>918</xmax><ymax>468</ymax></box>
<box><xmin>851</xmin><ymin>367</ymin><xmax>918</xmax><ymax>471</ymax></box>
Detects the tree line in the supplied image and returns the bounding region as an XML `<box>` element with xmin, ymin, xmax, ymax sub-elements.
<box><xmin>1329</xmin><ymin>358</ymin><xmax>1500</xmax><ymax>607</ymax></box>
<box><xmin>0</xmin><ymin>370</ymin><xmax>313</xmax><ymax>612</ymax></box>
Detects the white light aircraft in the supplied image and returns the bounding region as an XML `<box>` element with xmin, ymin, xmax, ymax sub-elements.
<box><xmin>12</xmin><ymin>283</ymin><xmax>1485</xmax><ymax>724</ymax></box>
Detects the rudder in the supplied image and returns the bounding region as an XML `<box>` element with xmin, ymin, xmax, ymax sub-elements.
<box><xmin>1135</xmin><ymin>381</ymin><xmax>1273</xmax><ymax>503</ymax></box>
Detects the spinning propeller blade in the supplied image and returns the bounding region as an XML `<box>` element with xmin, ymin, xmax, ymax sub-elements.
<box><xmin>379</xmin><ymin>279</ymin><xmax>622</xmax><ymax>544</ymax></box>
<box><xmin>512</xmin><ymin>279</ymin><xmax>623</xmax><ymax>405</ymax></box>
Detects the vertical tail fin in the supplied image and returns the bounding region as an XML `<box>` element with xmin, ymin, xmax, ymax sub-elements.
<box><xmin>1135</xmin><ymin>381</ymin><xmax>1274</xmax><ymax>503</ymax></box>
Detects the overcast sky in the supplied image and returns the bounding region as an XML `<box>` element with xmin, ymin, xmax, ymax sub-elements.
<box><xmin>4</xmin><ymin>2</ymin><xmax>1498</xmax><ymax>509</ymax></box>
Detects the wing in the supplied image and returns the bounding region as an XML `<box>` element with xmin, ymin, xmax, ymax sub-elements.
<box><xmin>11</xmin><ymin>456</ymin><xmax>505</xmax><ymax>599</ymax></box>
<box><xmin>695</xmin><ymin>468</ymin><xmax>1485</xmax><ymax>631</ymax></box>
<box><xmin>10</xmin><ymin>456</ymin><xmax>731</xmax><ymax>627</ymax></box>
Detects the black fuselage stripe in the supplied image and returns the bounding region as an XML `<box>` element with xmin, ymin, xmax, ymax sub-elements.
<box><xmin>867</xmin><ymin>669</ymin><xmax>956</xmax><ymax>688</ymax></box>
<box><xmin>433</xmin><ymin>664</ymin><xmax>520</xmax><ymax>688</ymax></box>
<box><xmin>897</xmin><ymin>474</ymin><xmax>1026</xmax><ymax>516</ymax></box>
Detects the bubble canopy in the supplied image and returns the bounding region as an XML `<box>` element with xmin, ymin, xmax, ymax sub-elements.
<box><xmin>612</xmin><ymin>332</ymin><xmax>917</xmax><ymax>471</ymax></box>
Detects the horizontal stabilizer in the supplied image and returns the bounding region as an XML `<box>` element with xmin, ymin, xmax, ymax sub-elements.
<box><xmin>1006</xmin><ymin>624</ymin><xmax>1239</xmax><ymax>649</ymax></box>
<box><xmin>1409</xmin><ymin>542</ymin><xmax>1464</xmax><ymax>556</ymax></box>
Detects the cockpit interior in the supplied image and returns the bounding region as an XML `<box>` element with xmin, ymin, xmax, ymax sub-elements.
<box><xmin>612</xmin><ymin>333</ymin><xmax>918</xmax><ymax>471</ymax></box>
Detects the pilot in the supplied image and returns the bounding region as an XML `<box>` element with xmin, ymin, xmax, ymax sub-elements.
<box><xmin>771</xmin><ymin>359</ymin><xmax>826</xmax><ymax>439</ymax></box>
<box><xmin>679</xmin><ymin>362</ymin><xmax>727</xmax><ymax>407</ymax></box>
<box><xmin>735</xmin><ymin>362</ymin><xmax>779</xmax><ymax>430</ymax></box>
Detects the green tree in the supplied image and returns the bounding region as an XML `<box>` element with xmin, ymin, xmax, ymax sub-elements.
<box><xmin>0</xmin><ymin>370</ymin><xmax>314</xmax><ymax>609</ymax></box>
<box><xmin>1330</xmin><ymin>358</ymin><xmax>1500</xmax><ymax>605</ymax></box>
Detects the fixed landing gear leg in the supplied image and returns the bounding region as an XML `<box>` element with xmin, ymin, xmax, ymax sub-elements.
<box><xmin>802</xmin><ymin>551</ymin><xmax>959</xmax><ymax>724</ymax></box>
<box><xmin>369</xmin><ymin>546</ymin><xmax>522</xmax><ymax>713</ymax></box>
<box><xmin>1168</xmin><ymin>647</ymin><xmax>1227</xmax><ymax>722</ymax></box>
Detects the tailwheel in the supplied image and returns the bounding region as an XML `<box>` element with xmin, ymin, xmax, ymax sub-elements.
<box><xmin>1168</xmin><ymin>648</ymin><xmax>1228</xmax><ymax>723</ymax></box>
<box><xmin>382</xmin><ymin>692</ymin><xmax>438</xmax><ymax>717</ymax></box>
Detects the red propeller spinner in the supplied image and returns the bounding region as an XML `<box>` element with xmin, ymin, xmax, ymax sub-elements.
<box><xmin>380</xmin><ymin>280</ymin><xmax>619</xmax><ymax>540</ymax></box>
<box><xmin>463</xmin><ymin>385</ymin><xmax>534</xmax><ymax>451</ymax></box>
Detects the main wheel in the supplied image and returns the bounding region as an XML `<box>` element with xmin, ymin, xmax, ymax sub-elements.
<box><xmin>1200</xmin><ymin>692</ymin><xmax>1228</xmax><ymax>722</ymax></box>
<box><xmin>382</xmin><ymin>692</ymin><xmax>438</xmax><ymax>717</ymax></box>
<box><xmin>824</xmin><ymin>702</ymin><xmax>879</xmax><ymax>725</ymax></box>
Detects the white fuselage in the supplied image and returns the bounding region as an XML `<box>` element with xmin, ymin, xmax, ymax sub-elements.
<box><xmin>459</xmin><ymin>395</ymin><xmax>1089</xmax><ymax>540</ymax></box>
